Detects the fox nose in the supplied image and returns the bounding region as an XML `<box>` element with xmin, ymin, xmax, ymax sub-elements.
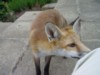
<box><xmin>79</xmin><ymin>51</ymin><xmax>90</xmax><ymax>58</ymax></box>
<box><xmin>79</xmin><ymin>53</ymin><xmax>82</xmax><ymax>57</ymax></box>
<box><xmin>77</xmin><ymin>53</ymin><xmax>83</xmax><ymax>58</ymax></box>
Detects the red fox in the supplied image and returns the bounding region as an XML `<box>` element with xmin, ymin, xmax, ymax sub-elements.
<box><xmin>29</xmin><ymin>9</ymin><xmax>90</xmax><ymax>75</ymax></box>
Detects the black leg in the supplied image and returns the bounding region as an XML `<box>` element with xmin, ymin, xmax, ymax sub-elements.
<box><xmin>63</xmin><ymin>56</ymin><xmax>67</xmax><ymax>59</ymax></box>
<box><xmin>34</xmin><ymin>56</ymin><xmax>41</xmax><ymax>75</ymax></box>
<box><xmin>44</xmin><ymin>56</ymin><xmax>52</xmax><ymax>75</ymax></box>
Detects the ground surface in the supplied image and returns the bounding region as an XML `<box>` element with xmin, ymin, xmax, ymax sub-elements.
<box><xmin>0</xmin><ymin>0</ymin><xmax>100</xmax><ymax>75</ymax></box>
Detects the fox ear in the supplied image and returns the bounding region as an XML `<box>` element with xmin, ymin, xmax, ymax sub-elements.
<box><xmin>45</xmin><ymin>23</ymin><xmax>62</xmax><ymax>42</ymax></box>
<box><xmin>70</xmin><ymin>17</ymin><xmax>81</xmax><ymax>35</ymax></box>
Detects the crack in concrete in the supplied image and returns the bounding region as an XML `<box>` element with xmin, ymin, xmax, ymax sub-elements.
<box><xmin>12</xmin><ymin>51</ymin><xmax>25</xmax><ymax>73</ymax></box>
<box><xmin>11</xmin><ymin>43</ymin><xmax>29</xmax><ymax>74</ymax></box>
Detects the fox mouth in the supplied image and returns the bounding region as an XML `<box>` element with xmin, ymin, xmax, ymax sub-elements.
<box><xmin>71</xmin><ymin>56</ymin><xmax>80</xmax><ymax>59</ymax></box>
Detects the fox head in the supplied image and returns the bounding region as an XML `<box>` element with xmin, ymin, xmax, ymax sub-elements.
<box><xmin>45</xmin><ymin>17</ymin><xmax>90</xmax><ymax>58</ymax></box>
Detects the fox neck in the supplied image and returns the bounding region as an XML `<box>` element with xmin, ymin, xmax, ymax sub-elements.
<box><xmin>36</xmin><ymin>45</ymin><xmax>77</xmax><ymax>58</ymax></box>
<box><xmin>37</xmin><ymin>48</ymin><xmax>66</xmax><ymax>57</ymax></box>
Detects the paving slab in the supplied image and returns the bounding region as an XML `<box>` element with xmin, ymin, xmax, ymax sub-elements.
<box><xmin>1</xmin><ymin>22</ymin><xmax>31</xmax><ymax>38</ymax></box>
<box><xmin>82</xmin><ymin>40</ymin><xmax>100</xmax><ymax>50</ymax></box>
<box><xmin>81</xmin><ymin>21</ymin><xmax>100</xmax><ymax>40</ymax></box>
<box><xmin>0</xmin><ymin>38</ymin><xmax>26</xmax><ymax>75</ymax></box>
<box><xmin>15</xmin><ymin>11</ymin><xmax>41</xmax><ymax>22</ymax></box>
<box><xmin>11</xmin><ymin>47</ymin><xmax>78</xmax><ymax>75</ymax></box>
<box><xmin>79</xmin><ymin>0</ymin><xmax>100</xmax><ymax>21</ymax></box>
<box><xmin>55</xmin><ymin>0</ymin><xmax>79</xmax><ymax>24</ymax></box>
<box><xmin>0</xmin><ymin>22</ymin><xmax>12</xmax><ymax>34</ymax></box>
<box><xmin>10</xmin><ymin>48</ymin><xmax>35</xmax><ymax>75</ymax></box>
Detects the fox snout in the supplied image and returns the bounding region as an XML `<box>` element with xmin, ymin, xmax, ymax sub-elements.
<box><xmin>77</xmin><ymin>45</ymin><xmax>91</xmax><ymax>58</ymax></box>
<box><xmin>69</xmin><ymin>50</ymin><xmax>91</xmax><ymax>59</ymax></box>
<box><xmin>72</xmin><ymin>51</ymin><xmax>90</xmax><ymax>59</ymax></box>
<box><xmin>78</xmin><ymin>51</ymin><xmax>90</xmax><ymax>58</ymax></box>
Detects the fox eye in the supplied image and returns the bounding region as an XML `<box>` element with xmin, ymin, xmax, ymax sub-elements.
<box><xmin>68</xmin><ymin>43</ymin><xmax>76</xmax><ymax>47</ymax></box>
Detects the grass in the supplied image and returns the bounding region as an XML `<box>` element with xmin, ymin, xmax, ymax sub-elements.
<box><xmin>0</xmin><ymin>2</ymin><xmax>14</xmax><ymax>22</ymax></box>
<box><xmin>8</xmin><ymin>0</ymin><xmax>56</xmax><ymax>12</ymax></box>
<box><xmin>0</xmin><ymin>0</ymin><xmax>57</xmax><ymax>21</ymax></box>
<box><xmin>8</xmin><ymin>0</ymin><xmax>36</xmax><ymax>12</ymax></box>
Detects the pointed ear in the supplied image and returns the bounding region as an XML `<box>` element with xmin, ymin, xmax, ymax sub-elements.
<box><xmin>45</xmin><ymin>23</ymin><xmax>62</xmax><ymax>42</ymax></box>
<box><xmin>70</xmin><ymin>17</ymin><xmax>81</xmax><ymax>35</ymax></box>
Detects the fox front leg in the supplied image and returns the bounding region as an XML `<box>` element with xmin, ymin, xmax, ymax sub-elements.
<box><xmin>34</xmin><ymin>56</ymin><xmax>41</xmax><ymax>75</ymax></box>
<box><xmin>44</xmin><ymin>56</ymin><xmax>52</xmax><ymax>75</ymax></box>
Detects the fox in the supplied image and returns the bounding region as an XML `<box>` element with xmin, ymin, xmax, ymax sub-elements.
<box><xmin>28</xmin><ymin>9</ymin><xmax>90</xmax><ymax>75</ymax></box>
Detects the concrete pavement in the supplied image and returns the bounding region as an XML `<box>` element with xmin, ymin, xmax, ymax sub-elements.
<box><xmin>0</xmin><ymin>0</ymin><xmax>100</xmax><ymax>75</ymax></box>
<box><xmin>55</xmin><ymin>0</ymin><xmax>100</xmax><ymax>49</ymax></box>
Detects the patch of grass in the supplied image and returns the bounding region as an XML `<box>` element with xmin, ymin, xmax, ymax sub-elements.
<box><xmin>0</xmin><ymin>2</ymin><xmax>14</xmax><ymax>22</ymax></box>
<box><xmin>38</xmin><ymin>0</ymin><xmax>50</xmax><ymax>6</ymax></box>
<box><xmin>0</xmin><ymin>0</ymin><xmax>57</xmax><ymax>21</ymax></box>
<box><xmin>8</xmin><ymin>0</ymin><xmax>55</xmax><ymax>12</ymax></box>
<box><xmin>8</xmin><ymin>0</ymin><xmax>36</xmax><ymax>12</ymax></box>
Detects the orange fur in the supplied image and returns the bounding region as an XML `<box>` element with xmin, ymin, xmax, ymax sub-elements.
<box><xmin>29</xmin><ymin>9</ymin><xmax>90</xmax><ymax>58</ymax></box>
<box><xmin>29</xmin><ymin>9</ymin><xmax>67</xmax><ymax>52</ymax></box>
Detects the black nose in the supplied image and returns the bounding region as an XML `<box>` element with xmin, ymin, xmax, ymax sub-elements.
<box><xmin>72</xmin><ymin>56</ymin><xmax>80</xmax><ymax>59</ymax></box>
<box><xmin>79</xmin><ymin>53</ymin><xmax>82</xmax><ymax>56</ymax></box>
<box><xmin>79</xmin><ymin>52</ymin><xmax>88</xmax><ymax>58</ymax></box>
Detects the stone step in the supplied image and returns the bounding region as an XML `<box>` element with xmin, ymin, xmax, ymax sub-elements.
<box><xmin>15</xmin><ymin>11</ymin><xmax>41</xmax><ymax>22</ymax></box>
<box><xmin>1</xmin><ymin>22</ymin><xmax>31</xmax><ymax>38</ymax></box>
<box><xmin>0</xmin><ymin>22</ymin><xmax>12</xmax><ymax>34</ymax></box>
<box><xmin>1</xmin><ymin>11</ymin><xmax>40</xmax><ymax>39</ymax></box>
<box><xmin>0</xmin><ymin>38</ymin><xmax>26</xmax><ymax>75</ymax></box>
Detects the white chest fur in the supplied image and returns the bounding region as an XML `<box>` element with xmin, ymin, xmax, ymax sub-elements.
<box><xmin>34</xmin><ymin>48</ymin><xmax>79</xmax><ymax>58</ymax></box>
<box><xmin>37</xmin><ymin>49</ymin><xmax>68</xmax><ymax>57</ymax></box>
